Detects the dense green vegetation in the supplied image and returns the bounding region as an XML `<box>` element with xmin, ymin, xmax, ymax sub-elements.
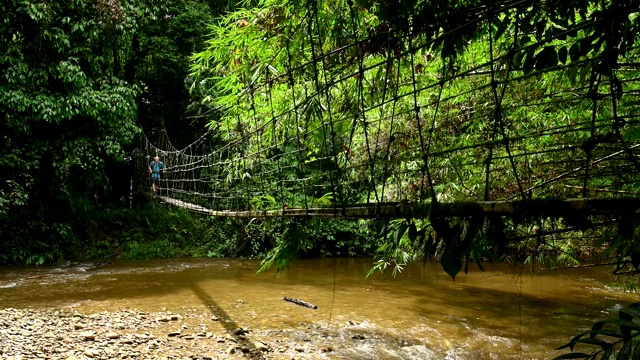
<box><xmin>0</xmin><ymin>0</ymin><xmax>235</xmax><ymax>264</ymax></box>
<box><xmin>187</xmin><ymin>0</ymin><xmax>640</xmax><ymax>282</ymax></box>
<box><xmin>1</xmin><ymin>0</ymin><xmax>640</xmax><ymax>357</ymax></box>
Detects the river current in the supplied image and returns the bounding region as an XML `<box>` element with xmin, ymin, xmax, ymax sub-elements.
<box><xmin>0</xmin><ymin>258</ymin><xmax>637</xmax><ymax>359</ymax></box>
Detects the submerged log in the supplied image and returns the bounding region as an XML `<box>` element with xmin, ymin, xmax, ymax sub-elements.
<box><xmin>283</xmin><ymin>297</ymin><xmax>318</xmax><ymax>309</ymax></box>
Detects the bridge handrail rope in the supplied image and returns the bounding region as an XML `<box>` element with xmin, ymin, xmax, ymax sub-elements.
<box><xmin>134</xmin><ymin>0</ymin><xmax>640</xmax><ymax>232</ymax></box>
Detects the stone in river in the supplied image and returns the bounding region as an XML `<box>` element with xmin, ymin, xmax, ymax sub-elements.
<box><xmin>79</xmin><ymin>331</ymin><xmax>95</xmax><ymax>341</ymax></box>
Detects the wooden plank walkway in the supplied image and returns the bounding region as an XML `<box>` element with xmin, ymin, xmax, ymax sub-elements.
<box><xmin>157</xmin><ymin>196</ymin><xmax>640</xmax><ymax>218</ymax></box>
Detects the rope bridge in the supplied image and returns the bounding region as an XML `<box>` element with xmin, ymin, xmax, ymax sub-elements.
<box><xmin>136</xmin><ymin>0</ymin><xmax>640</xmax><ymax>225</ymax></box>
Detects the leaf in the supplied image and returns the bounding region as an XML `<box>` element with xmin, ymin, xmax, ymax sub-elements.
<box><xmin>589</xmin><ymin>329</ymin><xmax>624</xmax><ymax>339</ymax></box>
<box><xmin>472</xmin><ymin>250</ymin><xmax>485</xmax><ymax>271</ymax></box>
<box><xmin>441</xmin><ymin>235</ymin><xmax>462</xmax><ymax>281</ymax></box>
<box><xmin>570</xmin><ymin>42</ymin><xmax>581</xmax><ymax>62</ymax></box>
<box><xmin>618</xmin><ymin>341</ymin><xmax>632</xmax><ymax>360</ymax></box>
<box><xmin>441</xmin><ymin>250</ymin><xmax>462</xmax><ymax>281</ymax></box>
<box><xmin>536</xmin><ymin>46</ymin><xmax>558</xmax><ymax>70</ymax></box>
<box><xmin>557</xmin><ymin>333</ymin><xmax>587</xmax><ymax>351</ymax></box>
<box><xmin>621</xmin><ymin>306</ymin><xmax>640</xmax><ymax>319</ymax></box>
<box><xmin>601</xmin><ymin>346</ymin><xmax>613</xmax><ymax>360</ymax></box>
<box><xmin>552</xmin><ymin>353</ymin><xmax>591</xmax><ymax>359</ymax></box>
<box><xmin>575</xmin><ymin>337</ymin><xmax>609</xmax><ymax>347</ymax></box>
<box><xmin>394</xmin><ymin>222</ymin><xmax>409</xmax><ymax>245</ymax></box>
<box><xmin>580</xmin><ymin>61</ymin><xmax>592</xmax><ymax>87</ymax></box>
<box><xmin>632</xmin><ymin>339</ymin><xmax>640</xmax><ymax>360</ymax></box>
<box><xmin>408</xmin><ymin>222</ymin><xmax>418</xmax><ymax>243</ymax></box>
<box><xmin>568</xmin><ymin>65</ymin><xmax>578</xmax><ymax>87</ymax></box>
<box><xmin>423</xmin><ymin>232</ymin><xmax>435</xmax><ymax>263</ymax></box>
<box><xmin>523</xmin><ymin>47</ymin><xmax>537</xmax><ymax>74</ymax></box>
<box><xmin>603</xmin><ymin>318</ymin><xmax>640</xmax><ymax>330</ymax></box>
<box><xmin>495</xmin><ymin>15</ymin><xmax>510</xmax><ymax>40</ymax></box>
<box><xmin>558</xmin><ymin>46</ymin><xmax>568</xmax><ymax>64</ymax></box>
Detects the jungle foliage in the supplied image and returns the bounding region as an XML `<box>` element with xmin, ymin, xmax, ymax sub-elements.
<box><xmin>189</xmin><ymin>0</ymin><xmax>640</xmax><ymax>282</ymax></box>
<box><xmin>0</xmin><ymin>0</ymin><xmax>237</xmax><ymax>264</ymax></box>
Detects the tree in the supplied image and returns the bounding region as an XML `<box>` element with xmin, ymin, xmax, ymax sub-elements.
<box><xmin>0</xmin><ymin>0</ymin><xmax>140</xmax><ymax>264</ymax></box>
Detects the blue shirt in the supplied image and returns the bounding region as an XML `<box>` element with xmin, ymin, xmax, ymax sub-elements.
<box><xmin>150</xmin><ymin>161</ymin><xmax>164</xmax><ymax>179</ymax></box>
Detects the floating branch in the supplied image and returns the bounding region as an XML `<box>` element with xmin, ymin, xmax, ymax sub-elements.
<box><xmin>283</xmin><ymin>297</ymin><xmax>318</xmax><ymax>309</ymax></box>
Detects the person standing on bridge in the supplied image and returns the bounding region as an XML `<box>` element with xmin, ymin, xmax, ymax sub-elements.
<box><xmin>148</xmin><ymin>156</ymin><xmax>164</xmax><ymax>195</ymax></box>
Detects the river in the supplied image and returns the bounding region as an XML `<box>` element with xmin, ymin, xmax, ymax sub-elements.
<box><xmin>0</xmin><ymin>258</ymin><xmax>637</xmax><ymax>359</ymax></box>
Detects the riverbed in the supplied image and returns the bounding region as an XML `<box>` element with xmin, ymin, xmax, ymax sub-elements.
<box><xmin>0</xmin><ymin>258</ymin><xmax>637</xmax><ymax>359</ymax></box>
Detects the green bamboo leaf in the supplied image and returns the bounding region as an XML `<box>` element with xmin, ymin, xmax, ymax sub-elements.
<box><xmin>580</xmin><ymin>61</ymin><xmax>592</xmax><ymax>87</ymax></box>
<box><xmin>495</xmin><ymin>15</ymin><xmax>510</xmax><ymax>40</ymax></box>
<box><xmin>558</xmin><ymin>46</ymin><xmax>568</xmax><ymax>64</ymax></box>
<box><xmin>589</xmin><ymin>329</ymin><xmax>624</xmax><ymax>338</ymax></box>
<box><xmin>621</xmin><ymin>306</ymin><xmax>640</xmax><ymax>319</ymax></box>
<box><xmin>408</xmin><ymin>223</ymin><xmax>417</xmax><ymax>243</ymax></box>
<box><xmin>557</xmin><ymin>333</ymin><xmax>587</xmax><ymax>350</ymax></box>
<box><xmin>569</xmin><ymin>42</ymin><xmax>581</xmax><ymax>61</ymax></box>
<box><xmin>441</xmin><ymin>237</ymin><xmax>462</xmax><ymax>281</ymax></box>
<box><xmin>632</xmin><ymin>339</ymin><xmax>640</xmax><ymax>360</ymax></box>
<box><xmin>423</xmin><ymin>232</ymin><xmax>434</xmax><ymax>263</ymax></box>
<box><xmin>551</xmin><ymin>353</ymin><xmax>591</xmax><ymax>359</ymax></box>
<box><xmin>394</xmin><ymin>222</ymin><xmax>409</xmax><ymax>244</ymax></box>
<box><xmin>618</xmin><ymin>341</ymin><xmax>633</xmax><ymax>360</ymax></box>
<box><xmin>575</xmin><ymin>337</ymin><xmax>609</xmax><ymax>347</ymax></box>
<box><xmin>568</xmin><ymin>65</ymin><xmax>578</xmax><ymax>87</ymax></box>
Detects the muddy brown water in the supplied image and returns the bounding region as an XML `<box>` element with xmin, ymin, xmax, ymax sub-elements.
<box><xmin>0</xmin><ymin>258</ymin><xmax>637</xmax><ymax>359</ymax></box>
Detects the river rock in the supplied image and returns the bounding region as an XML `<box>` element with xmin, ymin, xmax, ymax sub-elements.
<box><xmin>83</xmin><ymin>349</ymin><xmax>99</xmax><ymax>358</ymax></box>
<box><xmin>79</xmin><ymin>331</ymin><xmax>95</xmax><ymax>341</ymax></box>
<box><xmin>254</xmin><ymin>341</ymin><xmax>268</xmax><ymax>351</ymax></box>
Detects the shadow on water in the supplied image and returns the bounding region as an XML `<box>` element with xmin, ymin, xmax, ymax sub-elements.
<box><xmin>189</xmin><ymin>283</ymin><xmax>264</xmax><ymax>359</ymax></box>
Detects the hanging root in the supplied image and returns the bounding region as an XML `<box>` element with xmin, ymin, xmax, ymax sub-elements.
<box><xmin>284</xmin><ymin>297</ymin><xmax>318</xmax><ymax>309</ymax></box>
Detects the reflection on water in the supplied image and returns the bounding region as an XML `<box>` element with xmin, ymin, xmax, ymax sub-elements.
<box><xmin>0</xmin><ymin>258</ymin><xmax>637</xmax><ymax>358</ymax></box>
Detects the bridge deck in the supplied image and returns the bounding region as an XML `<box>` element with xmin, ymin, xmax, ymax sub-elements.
<box><xmin>157</xmin><ymin>196</ymin><xmax>640</xmax><ymax>218</ymax></box>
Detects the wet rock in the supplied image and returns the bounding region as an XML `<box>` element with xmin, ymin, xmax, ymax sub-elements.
<box><xmin>83</xmin><ymin>349</ymin><xmax>98</xmax><ymax>358</ymax></box>
<box><xmin>254</xmin><ymin>341</ymin><xmax>269</xmax><ymax>352</ymax></box>
<box><xmin>79</xmin><ymin>331</ymin><xmax>95</xmax><ymax>341</ymax></box>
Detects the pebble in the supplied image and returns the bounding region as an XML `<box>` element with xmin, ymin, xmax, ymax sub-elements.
<box><xmin>0</xmin><ymin>306</ymin><xmax>406</xmax><ymax>359</ymax></box>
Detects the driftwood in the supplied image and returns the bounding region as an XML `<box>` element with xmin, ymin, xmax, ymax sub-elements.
<box><xmin>283</xmin><ymin>297</ymin><xmax>318</xmax><ymax>309</ymax></box>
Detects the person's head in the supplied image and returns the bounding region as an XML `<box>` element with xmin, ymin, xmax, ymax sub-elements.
<box><xmin>154</xmin><ymin>156</ymin><xmax>160</xmax><ymax>162</ymax></box>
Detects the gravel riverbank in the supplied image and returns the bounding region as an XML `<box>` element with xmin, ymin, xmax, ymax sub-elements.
<box><xmin>0</xmin><ymin>307</ymin><xmax>285</xmax><ymax>359</ymax></box>
<box><xmin>0</xmin><ymin>306</ymin><xmax>437</xmax><ymax>360</ymax></box>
